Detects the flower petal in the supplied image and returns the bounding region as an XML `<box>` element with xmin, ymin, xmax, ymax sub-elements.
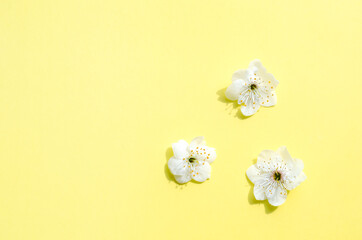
<box><xmin>168</xmin><ymin>157</ymin><xmax>187</xmax><ymax>176</ymax></box>
<box><xmin>188</xmin><ymin>145</ymin><xmax>216</xmax><ymax>164</ymax></box>
<box><xmin>249</xmin><ymin>59</ymin><xmax>279</xmax><ymax>88</ymax></box>
<box><xmin>292</xmin><ymin>158</ymin><xmax>304</xmax><ymax>175</ymax></box>
<box><xmin>254</xmin><ymin>180</ymin><xmax>267</xmax><ymax>200</ymax></box>
<box><xmin>172</xmin><ymin>140</ymin><xmax>189</xmax><ymax>159</ymax></box>
<box><xmin>295</xmin><ymin>171</ymin><xmax>307</xmax><ymax>186</ymax></box>
<box><xmin>268</xmin><ymin>183</ymin><xmax>288</xmax><ymax>206</ymax></box>
<box><xmin>246</xmin><ymin>164</ymin><xmax>262</xmax><ymax>184</ymax></box>
<box><xmin>277</xmin><ymin>146</ymin><xmax>293</xmax><ymax>162</ymax></box>
<box><xmin>259</xmin><ymin>91</ymin><xmax>277</xmax><ymax>107</ymax></box>
<box><xmin>225</xmin><ymin>79</ymin><xmax>246</xmax><ymax>101</ymax></box>
<box><xmin>175</xmin><ymin>172</ymin><xmax>192</xmax><ymax>184</ymax></box>
<box><xmin>258</xmin><ymin>150</ymin><xmax>276</xmax><ymax>162</ymax></box>
<box><xmin>249</xmin><ymin>59</ymin><xmax>267</xmax><ymax>73</ymax></box>
<box><xmin>285</xmin><ymin>158</ymin><xmax>304</xmax><ymax>178</ymax></box>
<box><xmin>192</xmin><ymin>162</ymin><xmax>211</xmax><ymax>182</ymax></box>
<box><xmin>277</xmin><ymin>147</ymin><xmax>304</xmax><ymax>178</ymax></box>
<box><xmin>257</xmin><ymin>150</ymin><xmax>281</xmax><ymax>172</ymax></box>
<box><xmin>232</xmin><ymin>69</ymin><xmax>248</xmax><ymax>81</ymax></box>
<box><xmin>284</xmin><ymin>171</ymin><xmax>306</xmax><ymax>190</ymax></box>
<box><xmin>189</xmin><ymin>136</ymin><xmax>205</xmax><ymax>148</ymax></box>
<box><xmin>203</xmin><ymin>146</ymin><xmax>216</xmax><ymax>163</ymax></box>
<box><xmin>254</xmin><ymin>184</ymin><xmax>267</xmax><ymax>200</ymax></box>
<box><xmin>261</xmin><ymin>72</ymin><xmax>279</xmax><ymax>88</ymax></box>
<box><xmin>240</xmin><ymin>100</ymin><xmax>260</xmax><ymax>116</ymax></box>
<box><xmin>265</xmin><ymin>181</ymin><xmax>278</xmax><ymax>200</ymax></box>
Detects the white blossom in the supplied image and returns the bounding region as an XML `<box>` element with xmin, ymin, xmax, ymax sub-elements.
<box><xmin>168</xmin><ymin>137</ymin><xmax>216</xmax><ymax>184</ymax></box>
<box><xmin>226</xmin><ymin>60</ymin><xmax>278</xmax><ymax>116</ymax></box>
<box><xmin>247</xmin><ymin>146</ymin><xmax>306</xmax><ymax>206</ymax></box>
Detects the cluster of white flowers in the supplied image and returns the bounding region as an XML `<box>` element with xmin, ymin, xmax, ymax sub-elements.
<box><xmin>167</xmin><ymin>60</ymin><xmax>306</xmax><ymax>207</ymax></box>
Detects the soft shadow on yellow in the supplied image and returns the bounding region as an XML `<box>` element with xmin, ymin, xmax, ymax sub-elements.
<box><xmin>216</xmin><ymin>88</ymin><xmax>252</xmax><ymax>120</ymax></box>
<box><xmin>164</xmin><ymin>147</ymin><xmax>175</xmax><ymax>182</ymax></box>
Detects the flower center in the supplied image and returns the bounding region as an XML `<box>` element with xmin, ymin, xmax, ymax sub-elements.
<box><xmin>274</xmin><ymin>171</ymin><xmax>281</xmax><ymax>181</ymax></box>
<box><xmin>188</xmin><ymin>157</ymin><xmax>196</xmax><ymax>163</ymax></box>
<box><xmin>250</xmin><ymin>84</ymin><xmax>257</xmax><ymax>90</ymax></box>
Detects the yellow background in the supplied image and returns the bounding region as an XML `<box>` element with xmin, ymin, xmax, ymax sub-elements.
<box><xmin>0</xmin><ymin>0</ymin><xmax>361</xmax><ymax>239</ymax></box>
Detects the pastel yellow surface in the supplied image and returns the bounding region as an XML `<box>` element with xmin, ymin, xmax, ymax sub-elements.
<box><xmin>0</xmin><ymin>0</ymin><xmax>361</xmax><ymax>239</ymax></box>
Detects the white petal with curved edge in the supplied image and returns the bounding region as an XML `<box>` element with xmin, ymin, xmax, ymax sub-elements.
<box><xmin>192</xmin><ymin>162</ymin><xmax>211</xmax><ymax>182</ymax></box>
<box><xmin>285</xmin><ymin>158</ymin><xmax>304</xmax><ymax>178</ymax></box>
<box><xmin>189</xmin><ymin>136</ymin><xmax>205</xmax><ymax>148</ymax></box>
<box><xmin>249</xmin><ymin>59</ymin><xmax>267</xmax><ymax>73</ymax></box>
<box><xmin>258</xmin><ymin>150</ymin><xmax>277</xmax><ymax>162</ymax></box>
<box><xmin>276</xmin><ymin>147</ymin><xmax>304</xmax><ymax>177</ymax></box>
<box><xmin>225</xmin><ymin>79</ymin><xmax>246</xmax><ymax>101</ymax></box>
<box><xmin>254</xmin><ymin>184</ymin><xmax>267</xmax><ymax>200</ymax></box>
<box><xmin>232</xmin><ymin>69</ymin><xmax>248</xmax><ymax>81</ymax></box>
<box><xmin>203</xmin><ymin>146</ymin><xmax>216</xmax><ymax>163</ymax></box>
<box><xmin>249</xmin><ymin>60</ymin><xmax>279</xmax><ymax>88</ymax></box>
<box><xmin>249</xmin><ymin>59</ymin><xmax>278</xmax><ymax>89</ymax></box>
<box><xmin>284</xmin><ymin>171</ymin><xmax>306</xmax><ymax>190</ymax></box>
<box><xmin>260</xmin><ymin>72</ymin><xmax>279</xmax><ymax>88</ymax></box>
<box><xmin>246</xmin><ymin>164</ymin><xmax>262</xmax><ymax>184</ymax></box>
<box><xmin>265</xmin><ymin>181</ymin><xmax>278</xmax><ymax>200</ymax></box>
<box><xmin>240</xmin><ymin>100</ymin><xmax>260</xmax><ymax>116</ymax></box>
<box><xmin>295</xmin><ymin>171</ymin><xmax>307</xmax><ymax>186</ymax></box>
<box><xmin>172</xmin><ymin>140</ymin><xmax>189</xmax><ymax>159</ymax></box>
<box><xmin>277</xmin><ymin>146</ymin><xmax>293</xmax><ymax>162</ymax></box>
<box><xmin>292</xmin><ymin>158</ymin><xmax>304</xmax><ymax>176</ymax></box>
<box><xmin>259</xmin><ymin>91</ymin><xmax>277</xmax><ymax>107</ymax></box>
<box><xmin>168</xmin><ymin>157</ymin><xmax>187</xmax><ymax>176</ymax></box>
<box><xmin>174</xmin><ymin>172</ymin><xmax>192</xmax><ymax>184</ymax></box>
<box><xmin>257</xmin><ymin>150</ymin><xmax>282</xmax><ymax>172</ymax></box>
<box><xmin>268</xmin><ymin>183</ymin><xmax>288</xmax><ymax>206</ymax></box>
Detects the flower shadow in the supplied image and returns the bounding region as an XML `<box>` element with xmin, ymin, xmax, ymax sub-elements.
<box><xmin>164</xmin><ymin>147</ymin><xmax>175</xmax><ymax>182</ymax></box>
<box><xmin>216</xmin><ymin>88</ymin><xmax>252</xmax><ymax>120</ymax></box>
<box><xmin>246</xmin><ymin>158</ymin><xmax>278</xmax><ymax>214</ymax></box>
<box><xmin>164</xmin><ymin>147</ymin><xmax>189</xmax><ymax>189</ymax></box>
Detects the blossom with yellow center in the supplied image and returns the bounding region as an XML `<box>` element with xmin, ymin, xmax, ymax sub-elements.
<box><xmin>225</xmin><ymin>59</ymin><xmax>279</xmax><ymax>116</ymax></box>
<box><xmin>246</xmin><ymin>146</ymin><xmax>306</xmax><ymax>206</ymax></box>
<box><xmin>168</xmin><ymin>137</ymin><xmax>216</xmax><ymax>184</ymax></box>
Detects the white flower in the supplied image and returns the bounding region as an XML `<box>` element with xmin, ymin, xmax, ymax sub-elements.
<box><xmin>246</xmin><ymin>146</ymin><xmax>306</xmax><ymax>206</ymax></box>
<box><xmin>225</xmin><ymin>59</ymin><xmax>279</xmax><ymax>116</ymax></box>
<box><xmin>168</xmin><ymin>136</ymin><xmax>216</xmax><ymax>184</ymax></box>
